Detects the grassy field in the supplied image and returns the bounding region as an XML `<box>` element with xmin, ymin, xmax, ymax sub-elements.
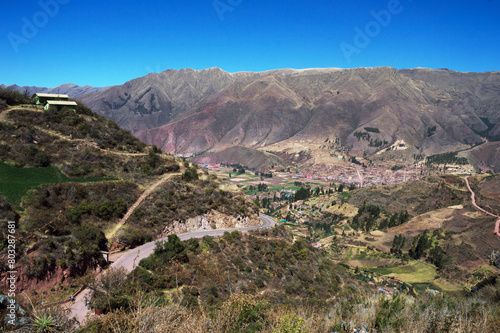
<box><xmin>367</xmin><ymin>260</ymin><xmax>438</xmax><ymax>284</ymax></box>
<box><xmin>0</xmin><ymin>162</ymin><xmax>116</xmax><ymax>207</ymax></box>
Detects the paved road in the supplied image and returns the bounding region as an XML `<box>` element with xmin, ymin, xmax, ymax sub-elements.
<box><xmin>464</xmin><ymin>176</ymin><xmax>500</xmax><ymax>237</ymax></box>
<box><xmin>69</xmin><ymin>214</ymin><xmax>276</xmax><ymax>324</ymax></box>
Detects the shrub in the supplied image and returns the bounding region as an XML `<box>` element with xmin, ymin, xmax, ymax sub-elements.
<box><xmin>0</xmin><ymin>87</ymin><xmax>31</xmax><ymax>106</ymax></box>
<box><xmin>72</xmin><ymin>224</ymin><xmax>107</xmax><ymax>251</ymax></box>
<box><xmin>33</xmin><ymin>151</ymin><xmax>51</xmax><ymax>167</ymax></box>
<box><xmin>119</xmin><ymin>227</ymin><xmax>152</xmax><ymax>248</ymax></box>
<box><xmin>88</xmin><ymin>267</ymin><xmax>131</xmax><ymax>312</ymax></box>
<box><xmin>182</xmin><ymin>168</ymin><xmax>199</xmax><ymax>181</ymax></box>
<box><xmin>374</xmin><ymin>295</ymin><xmax>405</xmax><ymax>331</ymax></box>
<box><xmin>273</xmin><ymin>312</ymin><xmax>306</xmax><ymax>333</ymax></box>
<box><xmin>210</xmin><ymin>293</ymin><xmax>267</xmax><ymax>333</ymax></box>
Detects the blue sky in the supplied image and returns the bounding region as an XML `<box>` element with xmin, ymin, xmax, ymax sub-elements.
<box><xmin>1</xmin><ymin>0</ymin><xmax>499</xmax><ymax>87</ymax></box>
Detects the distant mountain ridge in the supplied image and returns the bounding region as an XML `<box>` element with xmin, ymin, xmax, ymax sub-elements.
<box><xmin>10</xmin><ymin>66</ymin><xmax>500</xmax><ymax>171</ymax></box>
<box><xmin>84</xmin><ymin>67</ymin><xmax>495</xmax><ymax>170</ymax></box>
<box><xmin>0</xmin><ymin>83</ymin><xmax>111</xmax><ymax>98</ymax></box>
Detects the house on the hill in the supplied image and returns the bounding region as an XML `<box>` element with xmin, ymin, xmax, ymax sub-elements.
<box><xmin>44</xmin><ymin>100</ymin><xmax>78</xmax><ymax>112</ymax></box>
<box><xmin>32</xmin><ymin>93</ymin><xmax>70</xmax><ymax>105</ymax></box>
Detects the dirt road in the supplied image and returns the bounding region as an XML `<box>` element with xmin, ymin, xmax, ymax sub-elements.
<box><xmin>464</xmin><ymin>176</ymin><xmax>500</xmax><ymax>237</ymax></box>
<box><xmin>105</xmin><ymin>171</ymin><xmax>182</xmax><ymax>239</ymax></box>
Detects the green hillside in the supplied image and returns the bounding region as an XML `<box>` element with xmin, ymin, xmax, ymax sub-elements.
<box><xmin>0</xmin><ymin>88</ymin><xmax>259</xmax><ymax>303</ymax></box>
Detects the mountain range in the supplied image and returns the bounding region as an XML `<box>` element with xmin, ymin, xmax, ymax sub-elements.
<box><xmin>5</xmin><ymin>67</ymin><xmax>500</xmax><ymax>171</ymax></box>
<box><xmin>0</xmin><ymin>83</ymin><xmax>110</xmax><ymax>98</ymax></box>
<box><xmin>77</xmin><ymin>67</ymin><xmax>500</xmax><ymax>171</ymax></box>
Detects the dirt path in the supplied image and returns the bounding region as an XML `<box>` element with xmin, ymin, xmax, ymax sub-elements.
<box><xmin>106</xmin><ymin>171</ymin><xmax>182</xmax><ymax>239</ymax></box>
<box><xmin>464</xmin><ymin>176</ymin><xmax>500</xmax><ymax>237</ymax></box>
<box><xmin>1</xmin><ymin>106</ymin><xmax>147</xmax><ymax>157</ymax></box>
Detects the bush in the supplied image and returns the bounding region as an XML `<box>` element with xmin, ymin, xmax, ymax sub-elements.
<box><xmin>140</xmin><ymin>234</ymin><xmax>188</xmax><ymax>271</ymax></box>
<box><xmin>374</xmin><ymin>295</ymin><xmax>405</xmax><ymax>331</ymax></box>
<box><xmin>88</xmin><ymin>267</ymin><xmax>131</xmax><ymax>312</ymax></box>
<box><xmin>73</xmin><ymin>224</ymin><xmax>107</xmax><ymax>251</ymax></box>
<box><xmin>119</xmin><ymin>227</ymin><xmax>152</xmax><ymax>248</ymax></box>
<box><xmin>25</xmin><ymin>254</ymin><xmax>54</xmax><ymax>279</ymax></box>
<box><xmin>34</xmin><ymin>151</ymin><xmax>51</xmax><ymax>167</ymax></box>
<box><xmin>154</xmin><ymin>234</ymin><xmax>187</xmax><ymax>261</ymax></box>
<box><xmin>210</xmin><ymin>293</ymin><xmax>267</xmax><ymax>333</ymax></box>
<box><xmin>182</xmin><ymin>168</ymin><xmax>199</xmax><ymax>181</ymax></box>
<box><xmin>0</xmin><ymin>87</ymin><xmax>31</xmax><ymax>106</ymax></box>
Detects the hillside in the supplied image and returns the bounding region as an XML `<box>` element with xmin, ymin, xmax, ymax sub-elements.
<box><xmin>79</xmin><ymin>227</ymin><xmax>500</xmax><ymax>332</ymax></box>
<box><xmin>346</xmin><ymin>174</ymin><xmax>500</xmax><ymax>275</ymax></box>
<box><xmin>79</xmin><ymin>68</ymin><xmax>261</xmax><ymax>133</ymax></box>
<box><xmin>0</xmin><ymin>88</ymin><xmax>259</xmax><ymax>298</ymax></box>
<box><xmin>191</xmin><ymin>146</ymin><xmax>288</xmax><ymax>170</ymax></box>
<box><xmin>74</xmin><ymin>67</ymin><xmax>500</xmax><ymax>171</ymax></box>
<box><xmin>135</xmin><ymin>67</ymin><xmax>490</xmax><ymax>157</ymax></box>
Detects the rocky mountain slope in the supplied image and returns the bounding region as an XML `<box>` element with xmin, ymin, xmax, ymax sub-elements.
<box><xmin>76</xmin><ymin>67</ymin><xmax>500</xmax><ymax>171</ymax></box>
<box><xmin>79</xmin><ymin>67</ymin><xmax>262</xmax><ymax>133</ymax></box>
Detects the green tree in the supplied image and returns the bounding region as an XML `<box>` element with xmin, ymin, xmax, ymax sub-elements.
<box><xmin>295</xmin><ymin>187</ymin><xmax>310</xmax><ymax>201</ymax></box>
<box><xmin>153</xmin><ymin>234</ymin><xmax>188</xmax><ymax>263</ymax></box>
<box><xmin>182</xmin><ymin>168</ymin><xmax>199</xmax><ymax>181</ymax></box>
<box><xmin>409</xmin><ymin>230</ymin><xmax>432</xmax><ymax>259</ymax></box>
<box><xmin>88</xmin><ymin>267</ymin><xmax>131</xmax><ymax>312</ymax></box>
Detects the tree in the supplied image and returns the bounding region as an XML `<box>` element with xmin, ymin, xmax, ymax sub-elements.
<box><xmin>182</xmin><ymin>168</ymin><xmax>198</xmax><ymax>181</ymax></box>
<box><xmin>295</xmin><ymin>187</ymin><xmax>310</xmax><ymax>201</ymax></box>
<box><xmin>73</xmin><ymin>224</ymin><xmax>107</xmax><ymax>251</ymax></box>
<box><xmin>88</xmin><ymin>267</ymin><xmax>131</xmax><ymax>312</ymax></box>
<box><xmin>314</xmin><ymin>187</ymin><xmax>320</xmax><ymax>196</ymax></box>
<box><xmin>428</xmin><ymin>245</ymin><xmax>450</xmax><ymax>269</ymax></box>
<box><xmin>154</xmin><ymin>234</ymin><xmax>188</xmax><ymax>263</ymax></box>
<box><xmin>146</xmin><ymin>149</ymin><xmax>160</xmax><ymax>169</ymax></box>
<box><xmin>390</xmin><ymin>234</ymin><xmax>406</xmax><ymax>257</ymax></box>
<box><xmin>409</xmin><ymin>230</ymin><xmax>432</xmax><ymax>259</ymax></box>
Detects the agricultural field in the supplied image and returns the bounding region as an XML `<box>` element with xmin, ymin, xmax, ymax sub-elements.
<box><xmin>0</xmin><ymin>162</ymin><xmax>116</xmax><ymax>207</ymax></box>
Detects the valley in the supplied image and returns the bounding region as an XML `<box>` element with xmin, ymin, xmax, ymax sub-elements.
<box><xmin>200</xmin><ymin>161</ymin><xmax>500</xmax><ymax>296</ymax></box>
<box><xmin>1</xmin><ymin>72</ymin><xmax>499</xmax><ymax>332</ymax></box>
<box><xmin>2</xmin><ymin>0</ymin><xmax>500</xmax><ymax>328</ymax></box>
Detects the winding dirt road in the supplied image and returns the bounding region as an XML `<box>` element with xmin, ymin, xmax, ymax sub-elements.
<box><xmin>105</xmin><ymin>171</ymin><xmax>182</xmax><ymax>239</ymax></box>
<box><xmin>69</xmin><ymin>214</ymin><xmax>277</xmax><ymax>324</ymax></box>
<box><xmin>464</xmin><ymin>176</ymin><xmax>500</xmax><ymax>237</ymax></box>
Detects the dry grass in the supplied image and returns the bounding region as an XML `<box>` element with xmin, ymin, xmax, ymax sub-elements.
<box><xmin>78</xmin><ymin>290</ymin><xmax>500</xmax><ymax>333</ymax></box>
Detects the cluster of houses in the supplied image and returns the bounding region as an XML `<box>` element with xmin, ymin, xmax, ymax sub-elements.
<box><xmin>32</xmin><ymin>93</ymin><xmax>78</xmax><ymax>112</ymax></box>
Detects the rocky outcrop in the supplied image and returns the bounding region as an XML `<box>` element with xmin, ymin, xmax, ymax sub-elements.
<box><xmin>161</xmin><ymin>211</ymin><xmax>258</xmax><ymax>236</ymax></box>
